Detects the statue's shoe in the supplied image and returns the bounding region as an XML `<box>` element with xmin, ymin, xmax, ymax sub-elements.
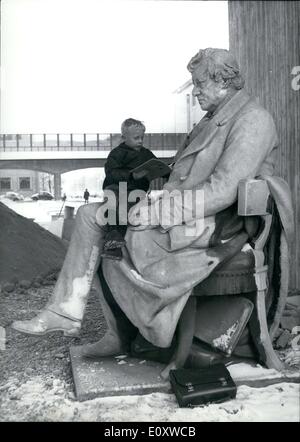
<box><xmin>11</xmin><ymin>310</ymin><xmax>81</xmax><ymax>337</ymax></box>
<box><xmin>81</xmin><ymin>333</ymin><xmax>124</xmax><ymax>358</ymax></box>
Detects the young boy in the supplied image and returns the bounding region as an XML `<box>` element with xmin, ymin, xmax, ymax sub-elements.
<box><xmin>100</xmin><ymin>118</ymin><xmax>156</xmax><ymax>260</ymax></box>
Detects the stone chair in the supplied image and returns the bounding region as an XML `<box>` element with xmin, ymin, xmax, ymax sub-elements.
<box><xmin>162</xmin><ymin>179</ymin><xmax>286</xmax><ymax>377</ymax></box>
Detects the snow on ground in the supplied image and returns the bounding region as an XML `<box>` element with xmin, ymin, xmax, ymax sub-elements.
<box><xmin>0</xmin><ymin>198</ymin><xmax>103</xmax><ymax>236</ymax></box>
<box><xmin>1</xmin><ymin>198</ymin><xmax>102</xmax><ymax>223</ymax></box>
<box><xmin>0</xmin><ymin>375</ymin><xmax>299</xmax><ymax>422</ymax></box>
<box><xmin>227</xmin><ymin>362</ymin><xmax>300</xmax><ymax>381</ymax></box>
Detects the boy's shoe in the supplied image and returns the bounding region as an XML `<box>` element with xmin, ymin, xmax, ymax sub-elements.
<box><xmin>104</xmin><ymin>238</ymin><xmax>126</xmax><ymax>250</ymax></box>
<box><xmin>104</xmin><ymin>229</ymin><xmax>126</xmax><ymax>250</ymax></box>
<box><xmin>101</xmin><ymin>247</ymin><xmax>123</xmax><ymax>260</ymax></box>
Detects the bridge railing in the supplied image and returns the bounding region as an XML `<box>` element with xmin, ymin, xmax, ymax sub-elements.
<box><xmin>0</xmin><ymin>133</ymin><xmax>186</xmax><ymax>152</ymax></box>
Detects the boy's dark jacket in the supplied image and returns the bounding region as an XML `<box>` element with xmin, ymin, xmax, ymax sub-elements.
<box><xmin>103</xmin><ymin>142</ymin><xmax>155</xmax><ymax>192</ymax></box>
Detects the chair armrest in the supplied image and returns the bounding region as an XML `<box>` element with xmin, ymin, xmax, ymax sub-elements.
<box><xmin>238</xmin><ymin>179</ymin><xmax>270</xmax><ymax>216</ymax></box>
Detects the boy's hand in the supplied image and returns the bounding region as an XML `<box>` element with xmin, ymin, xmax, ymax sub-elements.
<box><xmin>132</xmin><ymin>170</ymin><xmax>148</xmax><ymax>180</ymax></box>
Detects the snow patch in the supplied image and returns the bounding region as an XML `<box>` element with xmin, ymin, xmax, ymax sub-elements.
<box><xmin>213</xmin><ymin>321</ymin><xmax>239</xmax><ymax>353</ymax></box>
<box><xmin>0</xmin><ymin>376</ymin><xmax>299</xmax><ymax>422</ymax></box>
<box><xmin>227</xmin><ymin>362</ymin><xmax>300</xmax><ymax>380</ymax></box>
<box><xmin>130</xmin><ymin>269</ymin><xmax>164</xmax><ymax>288</ymax></box>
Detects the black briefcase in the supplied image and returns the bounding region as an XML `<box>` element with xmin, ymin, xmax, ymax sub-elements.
<box><xmin>169</xmin><ymin>364</ymin><xmax>237</xmax><ymax>408</ymax></box>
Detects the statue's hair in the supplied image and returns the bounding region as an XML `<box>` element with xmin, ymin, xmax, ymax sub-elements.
<box><xmin>121</xmin><ymin>118</ymin><xmax>146</xmax><ymax>136</ymax></box>
<box><xmin>187</xmin><ymin>48</ymin><xmax>245</xmax><ymax>90</ymax></box>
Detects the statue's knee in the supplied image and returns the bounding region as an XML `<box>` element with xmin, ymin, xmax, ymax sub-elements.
<box><xmin>95</xmin><ymin>205</ymin><xmax>109</xmax><ymax>227</ymax></box>
<box><xmin>76</xmin><ymin>202</ymin><xmax>101</xmax><ymax>223</ymax></box>
<box><xmin>76</xmin><ymin>203</ymin><xmax>90</xmax><ymax>220</ymax></box>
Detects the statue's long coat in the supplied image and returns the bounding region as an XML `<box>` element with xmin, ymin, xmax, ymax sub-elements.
<box><xmin>102</xmin><ymin>90</ymin><xmax>281</xmax><ymax>348</ymax></box>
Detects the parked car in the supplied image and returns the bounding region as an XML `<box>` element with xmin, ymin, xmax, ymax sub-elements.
<box><xmin>31</xmin><ymin>191</ymin><xmax>54</xmax><ymax>201</ymax></box>
<box><xmin>3</xmin><ymin>191</ymin><xmax>24</xmax><ymax>201</ymax></box>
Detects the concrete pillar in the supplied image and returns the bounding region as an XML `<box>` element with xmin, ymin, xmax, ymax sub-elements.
<box><xmin>34</xmin><ymin>171</ymin><xmax>39</xmax><ymax>193</ymax></box>
<box><xmin>228</xmin><ymin>0</ymin><xmax>300</xmax><ymax>290</ymax></box>
<box><xmin>62</xmin><ymin>205</ymin><xmax>75</xmax><ymax>241</ymax></box>
<box><xmin>64</xmin><ymin>205</ymin><xmax>74</xmax><ymax>219</ymax></box>
<box><xmin>53</xmin><ymin>173</ymin><xmax>62</xmax><ymax>200</ymax></box>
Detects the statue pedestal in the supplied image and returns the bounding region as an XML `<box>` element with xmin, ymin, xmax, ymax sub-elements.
<box><xmin>70</xmin><ymin>345</ymin><xmax>170</xmax><ymax>402</ymax></box>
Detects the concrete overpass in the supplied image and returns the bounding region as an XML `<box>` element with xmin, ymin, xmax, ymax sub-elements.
<box><xmin>0</xmin><ymin>133</ymin><xmax>182</xmax><ymax>198</ymax></box>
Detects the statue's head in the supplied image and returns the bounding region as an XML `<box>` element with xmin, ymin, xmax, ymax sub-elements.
<box><xmin>187</xmin><ymin>48</ymin><xmax>245</xmax><ymax>112</ymax></box>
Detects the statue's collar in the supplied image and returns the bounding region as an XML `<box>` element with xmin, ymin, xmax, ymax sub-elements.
<box><xmin>205</xmin><ymin>89</ymin><xmax>252</xmax><ymax>126</ymax></box>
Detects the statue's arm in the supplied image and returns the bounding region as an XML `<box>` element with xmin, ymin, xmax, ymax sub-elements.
<box><xmin>189</xmin><ymin>109</ymin><xmax>278</xmax><ymax>219</ymax></box>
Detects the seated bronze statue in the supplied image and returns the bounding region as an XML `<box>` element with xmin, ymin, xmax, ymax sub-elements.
<box><xmin>11</xmin><ymin>48</ymin><xmax>294</xmax><ymax>379</ymax></box>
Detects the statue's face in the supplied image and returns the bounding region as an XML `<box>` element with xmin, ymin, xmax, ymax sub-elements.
<box><xmin>192</xmin><ymin>65</ymin><xmax>227</xmax><ymax>113</ymax></box>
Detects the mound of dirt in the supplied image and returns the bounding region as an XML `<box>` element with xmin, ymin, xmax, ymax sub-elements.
<box><xmin>0</xmin><ymin>202</ymin><xmax>67</xmax><ymax>286</ymax></box>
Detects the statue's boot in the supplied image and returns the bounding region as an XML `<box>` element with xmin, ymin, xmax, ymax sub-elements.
<box><xmin>81</xmin><ymin>331</ymin><xmax>124</xmax><ymax>358</ymax></box>
<box><xmin>11</xmin><ymin>309</ymin><xmax>81</xmax><ymax>337</ymax></box>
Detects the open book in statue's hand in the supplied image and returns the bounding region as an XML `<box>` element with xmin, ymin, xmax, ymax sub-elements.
<box><xmin>131</xmin><ymin>158</ymin><xmax>172</xmax><ymax>181</ymax></box>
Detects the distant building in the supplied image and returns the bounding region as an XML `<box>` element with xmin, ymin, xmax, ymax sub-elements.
<box><xmin>173</xmin><ymin>79</ymin><xmax>205</xmax><ymax>132</ymax></box>
<box><xmin>0</xmin><ymin>169</ymin><xmax>54</xmax><ymax>197</ymax></box>
<box><xmin>0</xmin><ymin>169</ymin><xmax>40</xmax><ymax>197</ymax></box>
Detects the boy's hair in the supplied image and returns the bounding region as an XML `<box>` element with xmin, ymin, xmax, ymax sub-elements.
<box><xmin>121</xmin><ymin>118</ymin><xmax>146</xmax><ymax>136</ymax></box>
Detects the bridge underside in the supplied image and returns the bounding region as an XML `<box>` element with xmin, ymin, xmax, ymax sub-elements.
<box><xmin>0</xmin><ymin>153</ymin><xmax>174</xmax><ymax>174</ymax></box>
<box><xmin>0</xmin><ymin>158</ymin><xmax>111</xmax><ymax>174</ymax></box>
<box><xmin>0</xmin><ymin>155</ymin><xmax>174</xmax><ymax>199</ymax></box>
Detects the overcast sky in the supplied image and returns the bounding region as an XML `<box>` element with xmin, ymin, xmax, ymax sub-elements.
<box><xmin>1</xmin><ymin>0</ymin><xmax>229</xmax><ymax>133</ymax></box>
